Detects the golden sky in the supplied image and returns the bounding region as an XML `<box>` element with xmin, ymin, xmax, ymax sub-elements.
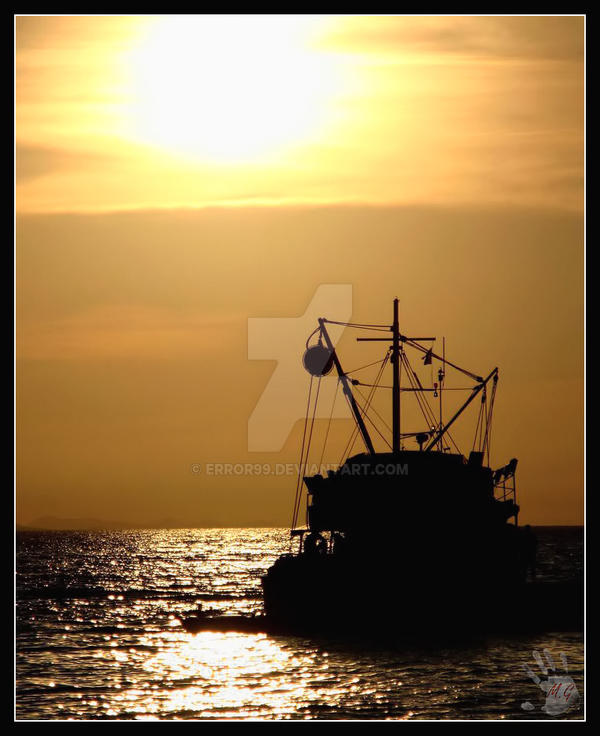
<box><xmin>16</xmin><ymin>16</ymin><xmax>584</xmax><ymax>526</ymax></box>
<box><xmin>17</xmin><ymin>15</ymin><xmax>583</xmax><ymax>212</ymax></box>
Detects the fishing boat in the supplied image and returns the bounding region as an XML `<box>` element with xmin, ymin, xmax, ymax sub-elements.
<box><xmin>260</xmin><ymin>299</ymin><xmax>566</xmax><ymax>636</ymax></box>
<box><xmin>176</xmin><ymin>299</ymin><xmax>580</xmax><ymax>637</ymax></box>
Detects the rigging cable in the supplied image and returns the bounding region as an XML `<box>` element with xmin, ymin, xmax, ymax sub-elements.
<box><xmin>305</xmin><ymin>326</ymin><xmax>322</xmax><ymax>350</ymax></box>
<box><xmin>340</xmin><ymin>352</ymin><xmax>390</xmax><ymax>463</ymax></box>
<box><xmin>472</xmin><ymin>387</ymin><xmax>487</xmax><ymax>453</ymax></box>
<box><xmin>322</xmin><ymin>320</ymin><xmax>391</xmax><ymax>331</ymax></box>
<box><xmin>348</xmin><ymin>351</ymin><xmax>389</xmax><ymax>457</ymax></box>
<box><xmin>299</xmin><ymin>376</ymin><xmax>322</xmax><ymax>528</ymax></box>
<box><xmin>401</xmin><ymin>351</ymin><xmax>438</xmax><ymax>434</ymax></box>
<box><xmin>353</xmin><ymin>386</ymin><xmax>393</xmax><ymax>449</ymax></box>
<box><xmin>291</xmin><ymin>375</ymin><xmax>315</xmax><ymax>531</ymax></box>
<box><xmin>482</xmin><ymin>376</ymin><xmax>498</xmax><ymax>465</ymax></box>
<box><xmin>352</xmin><ymin>384</ymin><xmax>475</xmax><ymax>391</ymax></box>
<box><xmin>405</xmin><ymin>339</ymin><xmax>482</xmax><ymax>382</ymax></box>
<box><xmin>318</xmin><ymin>378</ymin><xmax>340</xmax><ymax>473</ymax></box>
<box><xmin>353</xmin><ymin>385</ymin><xmax>392</xmax><ymax>434</ymax></box>
<box><xmin>345</xmin><ymin>357</ymin><xmax>389</xmax><ymax>375</ymax></box>
<box><xmin>401</xmin><ymin>350</ymin><xmax>461</xmax><ymax>454</ymax></box>
<box><xmin>339</xmin><ymin>350</ymin><xmax>390</xmax><ymax>465</ymax></box>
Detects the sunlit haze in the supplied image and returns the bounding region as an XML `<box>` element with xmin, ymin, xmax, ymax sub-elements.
<box><xmin>124</xmin><ymin>16</ymin><xmax>343</xmax><ymax>163</ymax></box>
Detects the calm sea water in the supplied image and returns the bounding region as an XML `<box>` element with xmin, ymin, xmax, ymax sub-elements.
<box><xmin>16</xmin><ymin>527</ymin><xmax>584</xmax><ymax>720</ymax></box>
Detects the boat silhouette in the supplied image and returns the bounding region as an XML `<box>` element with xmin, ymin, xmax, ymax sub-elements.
<box><xmin>179</xmin><ymin>300</ymin><xmax>581</xmax><ymax>637</ymax></box>
<box><xmin>257</xmin><ymin>299</ymin><xmax>581</xmax><ymax>636</ymax></box>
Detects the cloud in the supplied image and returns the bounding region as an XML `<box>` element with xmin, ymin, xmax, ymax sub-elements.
<box><xmin>324</xmin><ymin>16</ymin><xmax>584</xmax><ymax>61</ymax></box>
<box><xmin>15</xmin><ymin>15</ymin><xmax>140</xmax><ymax>52</ymax></box>
<box><xmin>17</xmin><ymin>304</ymin><xmax>240</xmax><ymax>360</ymax></box>
<box><xmin>16</xmin><ymin>205</ymin><xmax>583</xmax><ymax>525</ymax></box>
<box><xmin>15</xmin><ymin>16</ymin><xmax>583</xmax><ymax>214</ymax></box>
<box><xmin>15</xmin><ymin>144</ymin><xmax>116</xmax><ymax>183</ymax></box>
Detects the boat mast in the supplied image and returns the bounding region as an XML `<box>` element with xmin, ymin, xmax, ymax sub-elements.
<box><xmin>356</xmin><ymin>298</ymin><xmax>435</xmax><ymax>453</ymax></box>
<box><xmin>392</xmin><ymin>298</ymin><xmax>401</xmax><ymax>453</ymax></box>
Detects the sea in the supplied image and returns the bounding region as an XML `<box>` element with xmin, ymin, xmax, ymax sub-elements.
<box><xmin>16</xmin><ymin>527</ymin><xmax>584</xmax><ymax>721</ymax></box>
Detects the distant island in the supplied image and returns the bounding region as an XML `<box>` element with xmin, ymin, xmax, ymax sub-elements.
<box><xmin>17</xmin><ymin>516</ymin><xmax>286</xmax><ymax>531</ymax></box>
<box><xmin>17</xmin><ymin>517</ymin><xmax>583</xmax><ymax>532</ymax></box>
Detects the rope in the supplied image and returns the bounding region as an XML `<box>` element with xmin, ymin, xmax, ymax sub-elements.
<box><xmin>291</xmin><ymin>376</ymin><xmax>314</xmax><ymax>531</ymax></box>
<box><xmin>482</xmin><ymin>377</ymin><xmax>498</xmax><ymax>465</ymax></box>
<box><xmin>401</xmin><ymin>351</ymin><xmax>437</xmax><ymax>431</ymax></box>
<box><xmin>352</xmin><ymin>384</ymin><xmax>475</xmax><ymax>391</ymax></box>
<box><xmin>299</xmin><ymin>377</ymin><xmax>322</xmax><ymax>527</ymax></box>
<box><xmin>446</xmin><ymin>429</ymin><xmax>462</xmax><ymax>456</ymax></box>
<box><xmin>340</xmin><ymin>352</ymin><xmax>390</xmax><ymax>462</ymax></box>
<box><xmin>323</xmin><ymin>320</ymin><xmax>391</xmax><ymax>331</ymax></box>
<box><xmin>318</xmin><ymin>378</ymin><xmax>340</xmax><ymax>473</ymax></box>
<box><xmin>340</xmin><ymin>392</ymin><xmax>361</xmax><ymax>462</ymax></box>
<box><xmin>405</xmin><ymin>339</ymin><xmax>482</xmax><ymax>382</ymax></box>
<box><xmin>345</xmin><ymin>357</ymin><xmax>389</xmax><ymax>375</ymax></box>
<box><xmin>353</xmin><ymin>386</ymin><xmax>393</xmax><ymax>448</ymax></box>
<box><xmin>472</xmin><ymin>388</ymin><xmax>486</xmax><ymax>453</ymax></box>
<box><xmin>353</xmin><ymin>385</ymin><xmax>392</xmax><ymax>434</ymax></box>
<box><xmin>305</xmin><ymin>325</ymin><xmax>322</xmax><ymax>350</ymax></box>
<box><xmin>401</xmin><ymin>350</ymin><xmax>461</xmax><ymax>454</ymax></box>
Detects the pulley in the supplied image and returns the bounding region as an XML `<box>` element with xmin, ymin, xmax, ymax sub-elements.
<box><xmin>302</xmin><ymin>344</ymin><xmax>334</xmax><ymax>377</ymax></box>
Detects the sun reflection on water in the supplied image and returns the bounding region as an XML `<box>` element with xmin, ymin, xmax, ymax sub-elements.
<box><xmin>17</xmin><ymin>529</ymin><xmax>584</xmax><ymax>720</ymax></box>
<box><xmin>137</xmin><ymin>632</ymin><xmax>315</xmax><ymax>719</ymax></box>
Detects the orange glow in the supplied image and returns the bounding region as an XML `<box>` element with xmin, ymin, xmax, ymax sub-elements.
<box><xmin>15</xmin><ymin>16</ymin><xmax>584</xmax><ymax>527</ymax></box>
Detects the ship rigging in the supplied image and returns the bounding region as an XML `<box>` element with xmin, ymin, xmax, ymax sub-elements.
<box><xmin>291</xmin><ymin>298</ymin><xmax>514</xmax><ymax>536</ymax></box>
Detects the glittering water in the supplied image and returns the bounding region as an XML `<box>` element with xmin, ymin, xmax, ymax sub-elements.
<box><xmin>16</xmin><ymin>528</ymin><xmax>583</xmax><ymax>720</ymax></box>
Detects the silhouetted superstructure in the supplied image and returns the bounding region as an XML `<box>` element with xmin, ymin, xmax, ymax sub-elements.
<box><xmin>262</xmin><ymin>299</ymin><xmax>528</xmax><ymax>634</ymax></box>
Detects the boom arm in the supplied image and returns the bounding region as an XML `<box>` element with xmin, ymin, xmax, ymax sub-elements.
<box><xmin>318</xmin><ymin>318</ymin><xmax>375</xmax><ymax>455</ymax></box>
<box><xmin>424</xmin><ymin>368</ymin><xmax>498</xmax><ymax>452</ymax></box>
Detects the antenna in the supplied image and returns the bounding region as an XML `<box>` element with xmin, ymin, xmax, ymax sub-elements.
<box><xmin>438</xmin><ymin>337</ymin><xmax>445</xmax><ymax>450</ymax></box>
<box><xmin>392</xmin><ymin>298</ymin><xmax>400</xmax><ymax>453</ymax></box>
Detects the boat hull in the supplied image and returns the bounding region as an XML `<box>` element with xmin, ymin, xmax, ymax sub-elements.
<box><xmin>261</xmin><ymin>555</ymin><xmax>582</xmax><ymax>636</ymax></box>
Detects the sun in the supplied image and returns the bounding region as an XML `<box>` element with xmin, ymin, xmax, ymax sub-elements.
<box><xmin>126</xmin><ymin>16</ymin><xmax>340</xmax><ymax>163</ymax></box>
